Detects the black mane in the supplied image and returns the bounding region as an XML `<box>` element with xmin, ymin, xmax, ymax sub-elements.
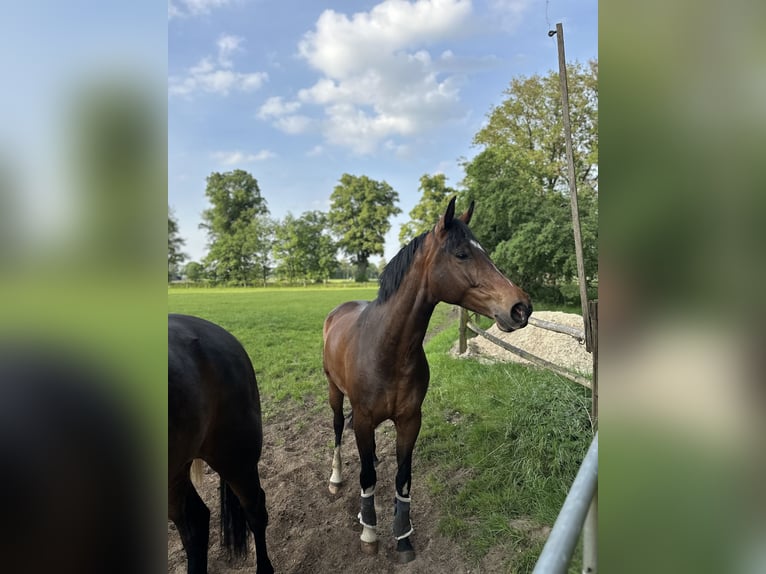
<box><xmin>376</xmin><ymin>219</ymin><xmax>477</xmax><ymax>303</ymax></box>
<box><xmin>376</xmin><ymin>231</ymin><xmax>428</xmax><ymax>303</ymax></box>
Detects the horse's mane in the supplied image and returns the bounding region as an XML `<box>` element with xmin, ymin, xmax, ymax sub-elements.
<box><xmin>376</xmin><ymin>219</ymin><xmax>478</xmax><ymax>303</ymax></box>
<box><xmin>376</xmin><ymin>231</ymin><xmax>428</xmax><ymax>303</ymax></box>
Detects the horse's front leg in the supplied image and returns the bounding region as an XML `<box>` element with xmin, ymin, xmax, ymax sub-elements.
<box><xmin>353</xmin><ymin>414</ymin><xmax>379</xmax><ymax>554</ymax></box>
<box><xmin>393</xmin><ymin>411</ymin><xmax>421</xmax><ymax>564</ymax></box>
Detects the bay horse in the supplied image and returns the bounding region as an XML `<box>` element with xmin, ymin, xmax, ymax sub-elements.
<box><xmin>168</xmin><ymin>314</ymin><xmax>273</xmax><ymax>574</ymax></box>
<box><xmin>322</xmin><ymin>197</ymin><xmax>532</xmax><ymax>563</ymax></box>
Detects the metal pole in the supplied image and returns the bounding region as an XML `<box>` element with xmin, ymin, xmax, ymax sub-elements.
<box><xmin>532</xmin><ymin>432</ymin><xmax>598</xmax><ymax>574</ymax></box>
<box><xmin>582</xmin><ymin>486</ymin><xmax>598</xmax><ymax>573</ymax></box>
<box><xmin>554</xmin><ymin>22</ymin><xmax>592</xmax><ymax>352</ymax></box>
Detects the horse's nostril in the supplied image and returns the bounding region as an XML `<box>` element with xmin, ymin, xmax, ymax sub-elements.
<box><xmin>511</xmin><ymin>302</ymin><xmax>530</xmax><ymax>325</ymax></box>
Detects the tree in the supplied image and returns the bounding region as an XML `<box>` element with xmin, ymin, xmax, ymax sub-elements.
<box><xmin>399</xmin><ymin>174</ymin><xmax>457</xmax><ymax>245</ymax></box>
<box><xmin>199</xmin><ymin>170</ymin><xmax>269</xmax><ymax>285</ymax></box>
<box><xmin>461</xmin><ymin>61</ymin><xmax>598</xmax><ymax>298</ymax></box>
<box><xmin>273</xmin><ymin>211</ymin><xmax>336</xmax><ymax>285</ymax></box>
<box><xmin>251</xmin><ymin>215</ymin><xmax>276</xmax><ymax>287</ymax></box>
<box><xmin>184</xmin><ymin>261</ymin><xmax>203</xmax><ymax>282</ymax></box>
<box><xmin>328</xmin><ymin>174</ymin><xmax>401</xmax><ymax>282</ymax></box>
<box><xmin>168</xmin><ymin>208</ymin><xmax>187</xmax><ymax>281</ymax></box>
<box><xmin>474</xmin><ymin>60</ymin><xmax>598</xmax><ymax>195</ymax></box>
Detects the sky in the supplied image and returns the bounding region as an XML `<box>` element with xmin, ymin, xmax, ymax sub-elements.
<box><xmin>168</xmin><ymin>0</ymin><xmax>597</xmax><ymax>265</ymax></box>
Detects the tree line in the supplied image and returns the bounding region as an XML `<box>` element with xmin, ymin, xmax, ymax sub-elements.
<box><xmin>169</xmin><ymin>61</ymin><xmax>598</xmax><ymax>302</ymax></box>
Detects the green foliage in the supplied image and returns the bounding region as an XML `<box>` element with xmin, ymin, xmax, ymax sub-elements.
<box><xmin>273</xmin><ymin>211</ymin><xmax>337</xmax><ymax>285</ymax></box>
<box><xmin>462</xmin><ymin>61</ymin><xmax>598</xmax><ymax>301</ymax></box>
<box><xmin>328</xmin><ymin>173</ymin><xmax>401</xmax><ymax>281</ymax></box>
<box><xmin>168</xmin><ymin>207</ymin><xmax>186</xmax><ymax>281</ymax></box>
<box><xmin>399</xmin><ymin>173</ymin><xmax>457</xmax><ymax>245</ymax></box>
<box><xmin>184</xmin><ymin>261</ymin><xmax>203</xmax><ymax>282</ymax></box>
<box><xmin>200</xmin><ymin>170</ymin><xmax>270</xmax><ymax>285</ymax></box>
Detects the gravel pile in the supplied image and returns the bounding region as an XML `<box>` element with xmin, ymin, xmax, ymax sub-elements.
<box><xmin>452</xmin><ymin>311</ymin><xmax>593</xmax><ymax>375</ymax></box>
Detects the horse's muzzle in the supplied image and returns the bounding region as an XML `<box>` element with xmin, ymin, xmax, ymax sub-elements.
<box><xmin>511</xmin><ymin>302</ymin><xmax>532</xmax><ymax>328</ymax></box>
<box><xmin>495</xmin><ymin>302</ymin><xmax>532</xmax><ymax>332</ymax></box>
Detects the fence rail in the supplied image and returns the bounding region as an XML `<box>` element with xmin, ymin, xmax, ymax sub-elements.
<box><xmin>464</xmin><ymin>319</ymin><xmax>592</xmax><ymax>389</ymax></box>
<box><xmin>527</xmin><ymin>316</ymin><xmax>585</xmax><ymax>342</ymax></box>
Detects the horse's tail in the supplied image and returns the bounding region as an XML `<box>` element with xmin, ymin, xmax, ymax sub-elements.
<box><xmin>190</xmin><ymin>458</ymin><xmax>204</xmax><ymax>488</ymax></box>
<box><xmin>220</xmin><ymin>478</ymin><xmax>249</xmax><ymax>562</ymax></box>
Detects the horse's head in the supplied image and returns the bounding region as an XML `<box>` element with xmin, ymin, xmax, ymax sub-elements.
<box><xmin>427</xmin><ymin>197</ymin><xmax>532</xmax><ymax>332</ymax></box>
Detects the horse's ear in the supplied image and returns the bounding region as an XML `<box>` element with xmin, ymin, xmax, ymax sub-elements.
<box><xmin>459</xmin><ymin>200</ymin><xmax>475</xmax><ymax>225</ymax></box>
<box><xmin>437</xmin><ymin>196</ymin><xmax>457</xmax><ymax>232</ymax></box>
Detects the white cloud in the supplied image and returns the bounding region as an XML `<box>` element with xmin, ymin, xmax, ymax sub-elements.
<box><xmin>306</xmin><ymin>145</ymin><xmax>324</xmax><ymax>157</ymax></box>
<box><xmin>257</xmin><ymin>96</ymin><xmax>301</xmax><ymax>119</ymax></box>
<box><xmin>212</xmin><ymin>150</ymin><xmax>276</xmax><ymax>165</ymax></box>
<box><xmin>488</xmin><ymin>0</ymin><xmax>531</xmax><ymax>32</ymax></box>
<box><xmin>273</xmin><ymin>115</ymin><xmax>313</xmax><ymax>135</ymax></box>
<box><xmin>256</xmin><ymin>97</ymin><xmax>311</xmax><ymax>134</ymax></box>
<box><xmin>169</xmin><ymin>0</ymin><xmax>235</xmax><ymax>19</ymax></box>
<box><xmin>295</xmin><ymin>0</ymin><xmax>474</xmax><ymax>154</ymax></box>
<box><xmin>169</xmin><ymin>37</ymin><xmax>268</xmax><ymax>97</ymax></box>
<box><xmin>217</xmin><ymin>34</ymin><xmax>243</xmax><ymax>68</ymax></box>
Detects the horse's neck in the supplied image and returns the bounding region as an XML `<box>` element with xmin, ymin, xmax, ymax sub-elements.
<box><xmin>373</xmin><ymin>281</ymin><xmax>436</xmax><ymax>350</ymax></box>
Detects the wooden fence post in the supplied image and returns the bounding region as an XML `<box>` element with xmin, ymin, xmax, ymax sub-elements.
<box><xmin>555</xmin><ymin>22</ymin><xmax>592</xmax><ymax>353</ymax></box>
<box><xmin>458</xmin><ymin>307</ymin><xmax>468</xmax><ymax>354</ymax></box>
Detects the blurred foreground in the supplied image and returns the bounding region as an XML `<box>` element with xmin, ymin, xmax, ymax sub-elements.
<box><xmin>0</xmin><ymin>2</ymin><xmax>165</xmax><ymax>572</ymax></box>
<box><xmin>601</xmin><ymin>0</ymin><xmax>766</xmax><ymax>572</ymax></box>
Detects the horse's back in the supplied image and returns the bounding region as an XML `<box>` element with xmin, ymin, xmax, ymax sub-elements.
<box><xmin>168</xmin><ymin>314</ymin><xmax>263</xmax><ymax>471</ymax></box>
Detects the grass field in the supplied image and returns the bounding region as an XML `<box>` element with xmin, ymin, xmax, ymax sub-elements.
<box><xmin>168</xmin><ymin>286</ymin><xmax>592</xmax><ymax>571</ymax></box>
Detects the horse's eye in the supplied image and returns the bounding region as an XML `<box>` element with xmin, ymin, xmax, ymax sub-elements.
<box><xmin>455</xmin><ymin>251</ymin><xmax>469</xmax><ymax>260</ymax></box>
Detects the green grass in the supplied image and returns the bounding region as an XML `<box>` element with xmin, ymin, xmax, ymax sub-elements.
<box><xmin>421</xmin><ymin>321</ymin><xmax>592</xmax><ymax>571</ymax></box>
<box><xmin>168</xmin><ymin>287</ymin><xmax>592</xmax><ymax>571</ymax></box>
<box><xmin>168</xmin><ymin>286</ymin><xmax>380</xmax><ymax>416</ymax></box>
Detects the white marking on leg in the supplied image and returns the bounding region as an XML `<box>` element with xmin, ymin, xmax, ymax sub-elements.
<box><xmin>361</xmin><ymin>525</ymin><xmax>378</xmax><ymax>543</ymax></box>
<box><xmin>329</xmin><ymin>446</ymin><xmax>342</xmax><ymax>485</ymax></box>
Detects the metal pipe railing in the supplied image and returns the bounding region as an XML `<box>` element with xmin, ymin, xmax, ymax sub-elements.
<box><xmin>532</xmin><ymin>432</ymin><xmax>598</xmax><ymax>574</ymax></box>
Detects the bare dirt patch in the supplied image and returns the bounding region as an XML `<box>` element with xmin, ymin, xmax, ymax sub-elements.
<box><xmin>168</xmin><ymin>400</ymin><xmax>503</xmax><ymax>573</ymax></box>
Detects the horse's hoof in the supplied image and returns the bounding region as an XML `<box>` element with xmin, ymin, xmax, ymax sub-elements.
<box><xmin>395</xmin><ymin>537</ymin><xmax>415</xmax><ymax>563</ymax></box>
<box><xmin>396</xmin><ymin>549</ymin><xmax>416</xmax><ymax>564</ymax></box>
<box><xmin>360</xmin><ymin>539</ymin><xmax>379</xmax><ymax>555</ymax></box>
<box><xmin>328</xmin><ymin>481</ymin><xmax>342</xmax><ymax>495</ymax></box>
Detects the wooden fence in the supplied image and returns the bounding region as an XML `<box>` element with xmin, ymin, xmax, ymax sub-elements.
<box><xmin>458</xmin><ymin>301</ymin><xmax>598</xmax><ymax>395</ymax></box>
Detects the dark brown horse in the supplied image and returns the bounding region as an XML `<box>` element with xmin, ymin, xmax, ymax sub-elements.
<box><xmin>168</xmin><ymin>314</ymin><xmax>273</xmax><ymax>574</ymax></box>
<box><xmin>323</xmin><ymin>197</ymin><xmax>532</xmax><ymax>563</ymax></box>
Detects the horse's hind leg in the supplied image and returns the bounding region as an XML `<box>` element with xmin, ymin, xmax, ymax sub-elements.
<box><xmin>169</xmin><ymin>465</ymin><xmax>210</xmax><ymax>574</ymax></box>
<box><xmin>328</xmin><ymin>381</ymin><xmax>345</xmax><ymax>494</ymax></box>
<box><xmin>220</xmin><ymin>465</ymin><xmax>274</xmax><ymax>574</ymax></box>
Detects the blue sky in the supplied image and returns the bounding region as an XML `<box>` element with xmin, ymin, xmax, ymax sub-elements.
<box><xmin>169</xmin><ymin>0</ymin><xmax>597</xmax><ymax>264</ymax></box>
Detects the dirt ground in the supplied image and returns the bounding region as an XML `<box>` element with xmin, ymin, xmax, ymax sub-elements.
<box><xmin>168</xmin><ymin>403</ymin><xmax>507</xmax><ymax>573</ymax></box>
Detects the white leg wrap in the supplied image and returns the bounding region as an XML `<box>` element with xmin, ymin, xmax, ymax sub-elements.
<box><xmin>329</xmin><ymin>446</ymin><xmax>342</xmax><ymax>484</ymax></box>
